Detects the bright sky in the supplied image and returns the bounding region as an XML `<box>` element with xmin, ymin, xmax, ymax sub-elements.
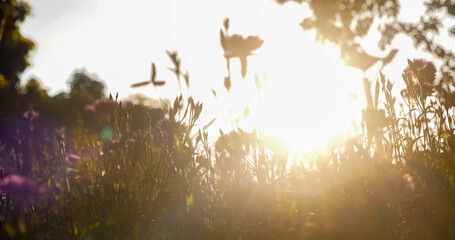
<box><xmin>19</xmin><ymin>0</ymin><xmax>440</xmax><ymax>152</ymax></box>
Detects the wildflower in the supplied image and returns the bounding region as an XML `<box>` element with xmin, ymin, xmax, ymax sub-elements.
<box><xmin>405</xmin><ymin>58</ymin><xmax>437</xmax><ymax>84</ymax></box>
<box><xmin>85</xmin><ymin>99</ymin><xmax>117</xmax><ymax>118</ymax></box>
<box><xmin>84</xmin><ymin>105</ymin><xmax>96</xmax><ymax>114</ymax></box>
<box><xmin>222</xmin><ymin>34</ymin><xmax>263</xmax><ymax>59</ymax></box>
<box><xmin>78</xmin><ymin>146</ymin><xmax>87</xmax><ymax>156</ymax></box>
<box><xmin>0</xmin><ymin>175</ymin><xmax>45</xmax><ymax>206</ymax></box>
<box><xmin>23</xmin><ymin>110</ymin><xmax>38</xmax><ymax>120</ymax></box>
<box><xmin>66</xmin><ymin>154</ymin><xmax>81</xmax><ymax>165</ymax></box>
<box><xmin>221</xmin><ymin>33</ymin><xmax>264</xmax><ymax>77</ymax></box>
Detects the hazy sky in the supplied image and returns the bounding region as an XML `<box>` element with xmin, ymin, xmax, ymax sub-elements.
<box><xmin>19</xmin><ymin>0</ymin><xmax>443</xmax><ymax>151</ymax></box>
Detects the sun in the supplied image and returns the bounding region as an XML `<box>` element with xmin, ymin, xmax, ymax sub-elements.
<box><xmin>230</xmin><ymin>32</ymin><xmax>366</xmax><ymax>153</ymax></box>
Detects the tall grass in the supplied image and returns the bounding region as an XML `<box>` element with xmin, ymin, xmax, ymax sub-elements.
<box><xmin>1</xmin><ymin>53</ymin><xmax>455</xmax><ymax>239</ymax></box>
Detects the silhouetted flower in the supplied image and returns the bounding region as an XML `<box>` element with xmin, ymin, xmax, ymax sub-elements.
<box><xmin>23</xmin><ymin>110</ymin><xmax>38</xmax><ymax>120</ymax></box>
<box><xmin>85</xmin><ymin>99</ymin><xmax>117</xmax><ymax>118</ymax></box>
<box><xmin>223</xmin><ymin>34</ymin><xmax>263</xmax><ymax>58</ymax></box>
<box><xmin>221</xmin><ymin>33</ymin><xmax>263</xmax><ymax>77</ymax></box>
<box><xmin>66</xmin><ymin>154</ymin><xmax>81</xmax><ymax>165</ymax></box>
<box><xmin>0</xmin><ymin>175</ymin><xmax>45</xmax><ymax>206</ymax></box>
<box><xmin>405</xmin><ymin>58</ymin><xmax>437</xmax><ymax>84</ymax></box>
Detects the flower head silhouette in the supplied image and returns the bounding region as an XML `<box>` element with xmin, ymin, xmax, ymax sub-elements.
<box><xmin>405</xmin><ymin>58</ymin><xmax>437</xmax><ymax>84</ymax></box>
<box><xmin>221</xmin><ymin>32</ymin><xmax>263</xmax><ymax>78</ymax></box>
<box><xmin>223</xmin><ymin>34</ymin><xmax>263</xmax><ymax>59</ymax></box>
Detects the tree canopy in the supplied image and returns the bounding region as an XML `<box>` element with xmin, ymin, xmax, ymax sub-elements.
<box><xmin>0</xmin><ymin>0</ymin><xmax>35</xmax><ymax>90</ymax></box>
<box><xmin>275</xmin><ymin>0</ymin><xmax>455</xmax><ymax>81</ymax></box>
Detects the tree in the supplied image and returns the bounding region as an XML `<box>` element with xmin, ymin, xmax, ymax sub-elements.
<box><xmin>0</xmin><ymin>0</ymin><xmax>35</xmax><ymax>90</ymax></box>
<box><xmin>69</xmin><ymin>70</ymin><xmax>106</xmax><ymax>103</ymax></box>
<box><xmin>274</xmin><ymin>0</ymin><xmax>455</xmax><ymax>82</ymax></box>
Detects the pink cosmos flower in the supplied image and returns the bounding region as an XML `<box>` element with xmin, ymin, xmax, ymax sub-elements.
<box><xmin>84</xmin><ymin>105</ymin><xmax>96</xmax><ymax>114</ymax></box>
<box><xmin>0</xmin><ymin>175</ymin><xmax>45</xmax><ymax>206</ymax></box>
<box><xmin>85</xmin><ymin>99</ymin><xmax>117</xmax><ymax>118</ymax></box>
<box><xmin>66</xmin><ymin>154</ymin><xmax>81</xmax><ymax>165</ymax></box>
<box><xmin>23</xmin><ymin>110</ymin><xmax>39</xmax><ymax>120</ymax></box>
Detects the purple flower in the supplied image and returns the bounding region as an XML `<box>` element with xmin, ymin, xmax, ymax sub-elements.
<box><xmin>405</xmin><ymin>58</ymin><xmax>437</xmax><ymax>84</ymax></box>
<box><xmin>23</xmin><ymin>110</ymin><xmax>39</xmax><ymax>120</ymax></box>
<box><xmin>66</xmin><ymin>154</ymin><xmax>81</xmax><ymax>165</ymax></box>
<box><xmin>85</xmin><ymin>99</ymin><xmax>117</xmax><ymax>118</ymax></box>
<box><xmin>0</xmin><ymin>175</ymin><xmax>45</xmax><ymax>206</ymax></box>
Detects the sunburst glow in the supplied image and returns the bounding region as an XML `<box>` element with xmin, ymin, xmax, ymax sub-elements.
<box><xmin>224</xmin><ymin>32</ymin><xmax>365</xmax><ymax>152</ymax></box>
